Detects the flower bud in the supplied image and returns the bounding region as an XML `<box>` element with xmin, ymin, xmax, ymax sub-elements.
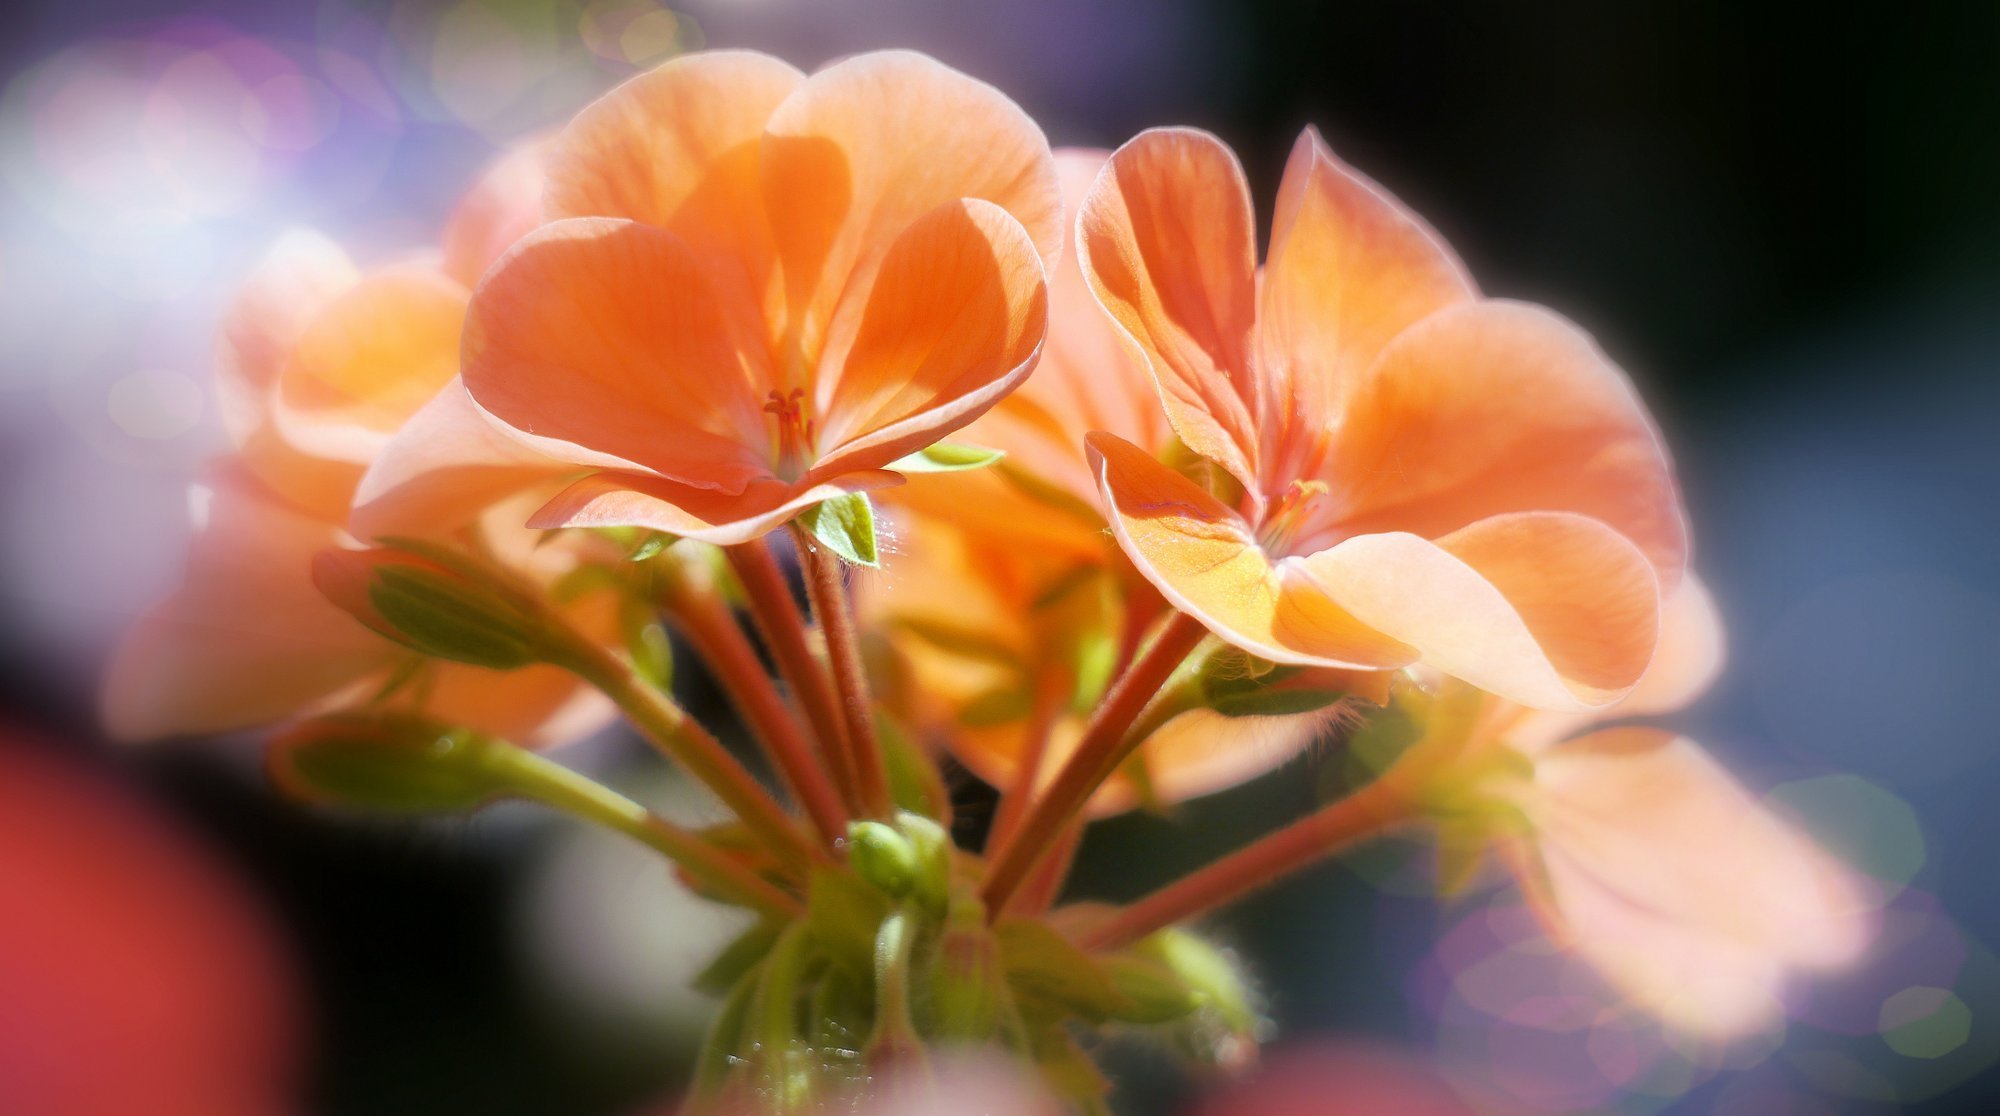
<box><xmin>269</xmin><ymin>713</ymin><xmax>513</xmax><ymax>813</ymax></box>
<box><xmin>313</xmin><ymin>546</ymin><xmax>546</xmax><ymax>670</ymax></box>
<box><xmin>848</xmin><ymin>821</ymin><xmax>921</xmax><ymax>899</ymax></box>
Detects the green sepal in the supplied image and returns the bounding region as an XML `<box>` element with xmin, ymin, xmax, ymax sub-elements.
<box><xmin>269</xmin><ymin>714</ymin><xmax>516</xmax><ymax>814</ymax></box>
<box><xmin>797</xmin><ymin>492</ymin><xmax>879</xmax><ymax>567</ymax></box>
<box><xmin>806</xmin><ymin>866</ymin><xmax>892</xmax><ymax>980</ymax></box>
<box><xmin>1130</xmin><ymin>928</ymin><xmax>1260</xmax><ymax>1039</ymax></box>
<box><xmin>878</xmin><ymin>714</ymin><xmax>951</xmax><ymax>824</ymax></box>
<box><xmin>690</xmin><ymin>964</ymin><xmax>759</xmax><ymax>1102</ymax></box>
<box><xmin>928</xmin><ymin>894</ymin><xmax>1009</xmax><ymax>1042</ymax></box>
<box><xmin>620</xmin><ymin>598</ymin><xmax>673</xmax><ymax>691</ymax></box>
<box><xmin>1030</xmin><ymin>1026</ymin><xmax>1114</xmax><ymax>1115</ymax></box>
<box><xmin>694</xmin><ymin>919</ymin><xmax>785</xmax><ymax>997</ymax></box>
<box><xmin>1097</xmin><ymin>954</ymin><xmax>1204</xmax><ymax>1025</ymax></box>
<box><xmin>889</xmin><ymin>442</ymin><xmax>1006</xmax><ymax>473</ymax></box>
<box><xmin>997</xmin><ymin>919</ymin><xmax>1130</xmax><ymax>1024</ymax></box>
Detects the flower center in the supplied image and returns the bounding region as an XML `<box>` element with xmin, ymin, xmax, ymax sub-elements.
<box><xmin>763</xmin><ymin>388</ymin><xmax>815</xmax><ymax>483</ymax></box>
<box><xmin>1259</xmin><ymin>478</ymin><xmax>1331</xmax><ymax>555</ymax></box>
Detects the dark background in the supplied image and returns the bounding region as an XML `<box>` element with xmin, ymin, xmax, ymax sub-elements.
<box><xmin>2</xmin><ymin>1</ymin><xmax>1996</xmax><ymax>1112</ymax></box>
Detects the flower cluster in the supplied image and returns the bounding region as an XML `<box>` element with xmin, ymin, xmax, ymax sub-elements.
<box><xmin>108</xmin><ymin>48</ymin><xmax>1873</xmax><ymax>1112</ymax></box>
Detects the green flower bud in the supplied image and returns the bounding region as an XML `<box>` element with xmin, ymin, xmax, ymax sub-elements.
<box><xmin>268</xmin><ymin>714</ymin><xmax>513</xmax><ymax>813</ymax></box>
<box><xmin>313</xmin><ymin>546</ymin><xmax>546</xmax><ymax>670</ymax></box>
<box><xmin>848</xmin><ymin>820</ymin><xmax>920</xmax><ymax>899</ymax></box>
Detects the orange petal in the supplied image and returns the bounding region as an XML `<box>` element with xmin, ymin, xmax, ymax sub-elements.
<box><xmin>215</xmin><ymin>230</ymin><xmax>358</xmax><ymax>447</ymax></box>
<box><xmin>349</xmin><ymin>379</ymin><xmax>581</xmax><ymax>540</ymax></box>
<box><xmin>968</xmin><ymin>147</ymin><xmax>1173</xmax><ymax>512</ymax></box>
<box><xmin>1524</xmin><ymin>729</ymin><xmax>1875</xmax><ymax>1031</ymax></box>
<box><xmin>809</xmin><ymin>199</ymin><xmax>1048</xmax><ymax>473</ymax></box>
<box><xmin>546</xmin><ymin>50</ymin><xmax>802</xmax><ymax>327</ymax></box>
<box><xmin>1076</xmin><ymin>128</ymin><xmax>1261</xmax><ymax>490</ymax></box>
<box><xmin>102</xmin><ymin>465</ymin><xmax>389</xmax><ymax>741</ymax></box>
<box><xmin>461</xmin><ymin>217</ymin><xmax>777</xmax><ymax>492</ymax></box>
<box><xmin>529</xmin><ymin>468</ymin><xmax>903</xmax><ymax>546</ymax></box>
<box><xmin>246</xmin><ymin>262</ymin><xmax>470</xmax><ymax>518</ymax></box>
<box><xmin>1091</xmin><ymin>432</ymin><xmax>1412</xmax><ymax>669</ymax></box>
<box><xmin>1294</xmin><ymin>512</ymin><xmax>1659</xmax><ymax>710</ymax></box>
<box><xmin>1324</xmin><ymin>300</ymin><xmax>1686</xmax><ymax>588</ymax></box>
<box><xmin>440</xmin><ymin>138</ymin><xmax>553</xmax><ymax>288</ymax></box>
<box><xmin>1258</xmin><ymin>128</ymin><xmax>1474</xmax><ymax>481</ymax></box>
<box><xmin>761</xmin><ymin>50</ymin><xmax>1060</xmax><ymax>362</ymax></box>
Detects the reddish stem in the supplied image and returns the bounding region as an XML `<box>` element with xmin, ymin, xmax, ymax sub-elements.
<box><xmin>793</xmin><ymin>527</ymin><xmax>893</xmax><ymax>820</ymax></box>
<box><xmin>985</xmin><ymin>667</ymin><xmax>1069</xmax><ymax>855</ymax></box>
<box><xmin>980</xmin><ymin>612</ymin><xmax>1209</xmax><ymax>917</ymax></box>
<box><xmin>725</xmin><ymin>542</ymin><xmax>862</xmax><ymax>812</ymax></box>
<box><xmin>658</xmin><ymin>575</ymin><xmax>848</xmax><ymax>846</ymax></box>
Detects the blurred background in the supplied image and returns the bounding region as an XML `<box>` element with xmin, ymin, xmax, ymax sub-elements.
<box><xmin>1</xmin><ymin>1</ymin><xmax>1996</xmax><ymax>1112</ymax></box>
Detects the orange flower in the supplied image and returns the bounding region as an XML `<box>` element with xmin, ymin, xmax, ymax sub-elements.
<box><xmin>356</xmin><ymin>49</ymin><xmax>1059</xmax><ymax>546</ymax></box>
<box><xmin>1424</xmin><ymin>582</ymin><xmax>1874</xmax><ymax>1036</ymax></box>
<box><xmin>1077</xmin><ymin>128</ymin><xmax>1686</xmax><ymax>711</ymax></box>
<box><xmin>105</xmin><ymin>146</ymin><xmax>617</xmax><ymax>747</ymax></box>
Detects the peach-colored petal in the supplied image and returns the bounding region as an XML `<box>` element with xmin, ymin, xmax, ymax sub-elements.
<box><xmin>1257</xmin><ymin>127</ymin><xmax>1474</xmax><ymax>483</ymax></box>
<box><xmin>1091</xmin><ymin>432</ymin><xmax>1413</xmax><ymax>669</ymax></box>
<box><xmin>1522</xmin><ymin>729</ymin><xmax>1875</xmax><ymax>1032</ymax></box>
<box><xmin>966</xmin><ymin>147</ymin><xmax>1171</xmax><ymax>511</ymax></box>
<box><xmin>1294</xmin><ymin>512</ymin><xmax>1659</xmax><ymax>710</ymax></box>
<box><xmin>214</xmin><ymin>230</ymin><xmax>358</xmax><ymax>447</ymax></box>
<box><xmin>461</xmin><ymin>217</ymin><xmax>777</xmax><ymax>492</ymax></box>
<box><xmin>546</xmin><ymin>50</ymin><xmax>803</xmax><ymax>326</ymax></box>
<box><xmin>421</xmin><ymin>660</ymin><xmax>614</xmax><ymax>749</ymax></box>
<box><xmin>1076</xmin><ymin>128</ymin><xmax>1261</xmax><ymax>489</ymax></box>
<box><xmin>440</xmin><ymin>138</ymin><xmax>553</xmax><ymax>288</ymax></box>
<box><xmin>529</xmin><ymin>468</ymin><xmax>903</xmax><ymax>546</ymax></box>
<box><xmin>809</xmin><ymin>198</ymin><xmax>1048</xmax><ymax>473</ymax></box>
<box><xmin>349</xmin><ymin>379</ymin><xmax>580</xmax><ymax>540</ymax></box>
<box><xmin>102</xmin><ymin>465</ymin><xmax>390</xmax><ymax>741</ymax></box>
<box><xmin>1320</xmin><ymin>300</ymin><xmax>1685</xmax><ymax>588</ymax></box>
<box><xmin>761</xmin><ymin>50</ymin><xmax>1060</xmax><ymax>364</ymax></box>
<box><xmin>272</xmin><ymin>263</ymin><xmax>469</xmax><ymax>454</ymax></box>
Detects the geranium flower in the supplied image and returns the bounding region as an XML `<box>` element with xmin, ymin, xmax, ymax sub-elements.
<box><xmin>353</xmin><ymin>49</ymin><xmax>1059</xmax><ymax>546</ymax></box>
<box><xmin>1077</xmin><ymin>128</ymin><xmax>1686</xmax><ymax>711</ymax></box>
<box><xmin>105</xmin><ymin>147</ymin><xmax>617</xmax><ymax>747</ymax></box>
<box><xmin>1429</xmin><ymin>582</ymin><xmax>1875</xmax><ymax>1036</ymax></box>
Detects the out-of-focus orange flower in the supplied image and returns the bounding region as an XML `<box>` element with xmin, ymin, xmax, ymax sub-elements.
<box><xmin>356</xmin><ymin>49</ymin><xmax>1059</xmax><ymax>546</ymax></box>
<box><xmin>1424</xmin><ymin>582</ymin><xmax>1875</xmax><ymax>1037</ymax></box>
<box><xmin>0</xmin><ymin>731</ymin><xmax>300</xmax><ymax>1116</ymax></box>
<box><xmin>1188</xmin><ymin>1040</ymin><xmax>1474</xmax><ymax>1116</ymax></box>
<box><xmin>105</xmin><ymin>146</ymin><xmax>617</xmax><ymax>747</ymax></box>
<box><xmin>1077</xmin><ymin>127</ymin><xmax>1686</xmax><ymax>711</ymax></box>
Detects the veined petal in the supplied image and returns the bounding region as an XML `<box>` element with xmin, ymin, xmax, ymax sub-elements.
<box><xmin>1258</xmin><ymin>127</ymin><xmax>1474</xmax><ymax>482</ymax></box>
<box><xmin>761</xmin><ymin>50</ymin><xmax>1060</xmax><ymax>362</ymax></box>
<box><xmin>102</xmin><ymin>465</ymin><xmax>390</xmax><ymax>741</ymax></box>
<box><xmin>350</xmin><ymin>379</ymin><xmax>581</xmax><ymax>540</ymax></box>
<box><xmin>215</xmin><ymin>230</ymin><xmax>358</xmax><ymax>447</ymax></box>
<box><xmin>440</xmin><ymin>138</ymin><xmax>553</xmax><ymax>288</ymax></box>
<box><xmin>968</xmin><ymin>148</ymin><xmax>1172</xmax><ymax>511</ymax></box>
<box><xmin>461</xmin><ymin>217</ymin><xmax>777</xmax><ymax>492</ymax></box>
<box><xmin>1076</xmin><ymin>128</ymin><xmax>1261</xmax><ymax>490</ymax></box>
<box><xmin>810</xmin><ymin>199</ymin><xmax>1048</xmax><ymax>472</ymax></box>
<box><xmin>259</xmin><ymin>262</ymin><xmax>470</xmax><ymax>518</ymax></box>
<box><xmin>1524</xmin><ymin>729</ymin><xmax>1874</xmax><ymax>1031</ymax></box>
<box><xmin>529</xmin><ymin>468</ymin><xmax>903</xmax><ymax>547</ymax></box>
<box><xmin>1324</xmin><ymin>300</ymin><xmax>1686</xmax><ymax>588</ymax></box>
<box><xmin>1090</xmin><ymin>432</ymin><xmax>1411</xmax><ymax>668</ymax></box>
<box><xmin>547</xmin><ymin>50</ymin><xmax>802</xmax><ymax>328</ymax></box>
<box><xmin>1293</xmin><ymin>512</ymin><xmax>1660</xmax><ymax>710</ymax></box>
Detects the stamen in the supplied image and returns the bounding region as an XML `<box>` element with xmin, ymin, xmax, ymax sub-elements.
<box><xmin>763</xmin><ymin>388</ymin><xmax>814</xmax><ymax>482</ymax></box>
<box><xmin>1260</xmin><ymin>478</ymin><xmax>1331</xmax><ymax>554</ymax></box>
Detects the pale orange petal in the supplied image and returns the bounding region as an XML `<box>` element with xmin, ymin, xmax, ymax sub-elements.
<box><xmin>421</xmin><ymin>661</ymin><xmax>614</xmax><ymax>749</ymax></box>
<box><xmin>349</xmin><ymin>379</ymin><xmax>581</xmax><ymax>540</ymax></box>
<box><xmin>461</xmin><ymin>217</ymin><xmax>777</xmax><ymax>492</ymax></box>
<box><xmin>1293</xmin><ymin>512</ymin><xmax>1659</xmax><ymax>710</ymax></box>
<box><xmin>1321</xmin><ymin>300</ymin><xmax>1685</xmax><ymax>588</ymax></box>
<box><xmin>440</xmin><ymin>138</ymin><xmax>553</xmax><ymax>288</ymax></box>
<box><xmin>102</xmin><ymin>465</ymin><xmax>389</xmax><ymax>741</ymax></box>
<box><xmin>1091</xmin><ymin>432</ymin><xmax>1412</xmax><ymax>668</ymax></box>
<box><xmin>761</xmin><ymin>50</ymin><xmax>1060</xmax><ymax>363</ymax></box>
<box><xmin>968</xmin><ymin>148</ymin><xmax>1172</xmax><ymax>511</ymax></box>
<box><xmin>547</xmin><ymin>49</ymin><xmax>802</xmax><ymax>328</ymax></box>
<box><xmin>1076</xmin><ymin>128</ymin><xmax>1261</xmax><ymax>489</ymax></box>
<box><xmin>1524</xmin><ymin>729</ymin><xmax>1875</xmax><ymax>1030</ymax></box>
<box><xmin>1258</xmin><ymin>127</ymin><xmax>1474</xmax><ymax>483</ymax></box>
<box><xmin>809</xmin><ymin>199</ymin><xmax>1048</xmax><ymax>473</ymax></box>
<box><xmin>529</xmin><ymin>468</ymin><xmax>903</xmax><ymax>546</ymax></box>
<box><xmin>215</xmin><ymin>230</ymin><xmax>358</xmax><ymax>446</ymax></box>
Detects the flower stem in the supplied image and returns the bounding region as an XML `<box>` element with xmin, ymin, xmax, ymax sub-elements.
<box><xmin>657</xmin><ymin>574</ymin><xmax>849</xmax><ymax>846</ymax></box>
<box><xmin>553</xmin><ymin>630</ymin><xmax>828</xmax><ymax>871</ymax></box>
<box><xmin>985</xmin><ymin>668</ymin><xmax>1070</xmax><ymax>855</ymax></box>
<box><xmin>498</xmin><ymin>744</ymin><xmax>802</xmax><ymax>919</ymax></box>
<box><xmin>980</xmin><ymin>612</ymin><xmax>1209</xmax><ymax>917</ymax></box>
<box><xmin>792</xmin><ymin>525</ymin><xmax>893</xmax><ymax>820</ymax></box>
<box><xmin>726</xmin><ymin>541</ymin><xmax>862</xmax><ymax>811</ymax></box>
<box><xmin>1076</xmin><ymin>767</ymin><xmax>1419</xmax><ymax>952</ymax></box>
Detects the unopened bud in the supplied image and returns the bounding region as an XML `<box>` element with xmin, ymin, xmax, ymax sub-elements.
<box><xmin>269</xmin><ymin>713</ymin><xmax>513</xmax><ymax>813</ymax></box>
<box><xmin>313</xmin><ymin>546</ymin><xmax>545</xmax><ymax>669</ymax></box>
<box><xmin>848</xmin><ymin>821</ymin><xmax>920</xmax><ymax>899</ymax></box>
